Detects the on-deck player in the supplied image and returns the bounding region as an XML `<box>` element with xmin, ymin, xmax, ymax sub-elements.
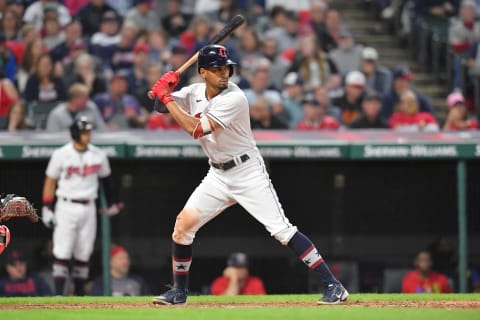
<box><xmin>149</xmin><ymin>44</ymin><xmax>349</xmax><ymax>305</ymax></box>
<box><xmin>41</xmin><ymin>117</ymin><xmax>121</xmax><ymax>296</ymax></box>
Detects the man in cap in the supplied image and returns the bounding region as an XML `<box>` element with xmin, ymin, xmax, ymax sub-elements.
<box><xmin>350</xmin><ymin>90</ymin><xmax>390</xmax><ymax>129</ymax></box>
<box><xmin>210</xmin><ymin>252</ymin><xmax>266</xmax><ymax>295</ymax></box>
<box><xmin>0</xmin><ymin>249</ymin><xmax>52</xmax><ymax>296</ymax></box>
<box><xmin>381</xmin><ymin>65</ymin><xmax>433</xmax><ymax>119</ymax></box>
<box><xmin>332</xmin><ymin>70</ymin><xmax>366</xmax><ymax>125</ymax></box>
<box><xmin>360</xmin><ymin>47</ymin><xmax>393</xmax><ymax>96</ymax></box>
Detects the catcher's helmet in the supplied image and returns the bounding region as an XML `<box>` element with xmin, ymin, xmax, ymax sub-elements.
<box><xmin>70</xmin><ymin>116</ymin><xmax>93</xmax><ymax>141</ymax></box>
<box><xmin>197</xmin><ymin>44</ymin><xmax>236</xmax><ymax>76</ymax></box>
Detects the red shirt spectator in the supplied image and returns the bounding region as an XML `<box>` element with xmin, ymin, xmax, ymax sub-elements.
<box><xmin>296</xmin><ymin>116</ymin><xmax>340</xmax><ymax>130</ymax></box>
<box><xmin>297</xmin><ymin>97</ymin><xmax>340</xmax><ymax>131</ymax></box>
<box><xmin>402</xmin><ymin>270</ymin><xmax>452</xmax><ymax>293</ymax></box>
<box><xmin>210</xmin><ymin>252</ymin><xmax>266</xmax><ymax>296</ymax></box>
<box><xmin>211</xmin><ymin>276</ymin><xmax>266</xmax><ymax>295</ymax></box>
<box><xmin>147</xmin><ymin>113</ymin><xmax>181</xmax><ymax>130</ymax></box>
<box><xmin>443</xmin><ymin>92</ymin><xmax>478</xmax><ymax>131</ymax></box>
<box><xmin>402</xmin><ymin>250</ymin><xmax>452</xmax><ymax>293</ymax></box>
<box><xmin>389</xmin><ymin>90</ymin><xmax>439</xmax><ymax>132</ymax></box>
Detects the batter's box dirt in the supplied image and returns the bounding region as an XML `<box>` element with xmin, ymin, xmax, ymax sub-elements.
<box><xmin>1</xmin><ymin>300</ymin><xmax>479</xmax><ymax>310</ymax></box>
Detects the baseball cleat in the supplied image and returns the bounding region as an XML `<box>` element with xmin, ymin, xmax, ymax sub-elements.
<box><xmin>317</xmin><ymin>282</ymin><xmax>349</xmax><ymax>305</ymax></box>
<box><xmin>152</xmin><ymin>287</ymin><xmax>188</xmax><ymax>305</ymax></box>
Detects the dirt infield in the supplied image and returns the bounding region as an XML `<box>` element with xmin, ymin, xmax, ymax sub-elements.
<box><xmin>1</xmin><ymin>300</ymin><xmax>479</xmax><ymax>310</ymax></box>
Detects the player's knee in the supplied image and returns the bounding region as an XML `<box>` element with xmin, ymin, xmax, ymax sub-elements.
<box><xmin>273</xmin><ymin>226</ymin><xmax>298</xmax><ymax>245</ymax></box>
<box><xmin>172</xmin><ymin>209</ymin><xmax>200</xmax><ymax>245</ymax></box>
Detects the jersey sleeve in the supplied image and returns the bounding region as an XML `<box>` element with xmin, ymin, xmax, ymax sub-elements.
<box><xmin>207</xmin><ymin>91</ymin><xmax>247</xmax><ymax>129</ymax></box>
<box><xmin>172</xmin><ymin>86</ymin><xmax>192</xmax><ymax>113</ymax></box>
<box><xmin>97</xmin><ymin>151</ymin><xmax>111</xmax><ymax>178</ymax></box>
<box><xmin>45</xmin><ymin>150</ymin><xmax>63</xmax><ymax>179</ymax></box>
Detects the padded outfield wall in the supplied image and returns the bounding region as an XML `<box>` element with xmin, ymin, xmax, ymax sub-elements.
<box><xmin>0</xmin><ymin>130</ymin><xmax>479</xmax><ymax>293</ymax></box>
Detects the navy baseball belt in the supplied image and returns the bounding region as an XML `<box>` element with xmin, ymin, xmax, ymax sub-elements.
<box><xmin>211</xmin><ymin>154</ymin><xmax>250</xmax><ymax>171</ymax></box>
<box><xmin>62</xmin><ymin>197</ymin><xmax>91</xmax><ymax>205</ymax></box>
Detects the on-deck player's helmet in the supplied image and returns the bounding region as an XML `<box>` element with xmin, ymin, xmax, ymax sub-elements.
<box><xmin>70</xmin><ymin>116</ymin><xmax>93</xmax><ymax>142</ymax></box>
<box><xmin>197</xmin><ymin>44</ymin><xmax>236</xmax><ymax>77</ymax></box>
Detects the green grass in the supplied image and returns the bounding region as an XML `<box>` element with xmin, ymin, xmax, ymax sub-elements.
<box><xmin>0</xmin><ymin>294</ymin><xmax>479</xmax><ymax>320</ymax></box>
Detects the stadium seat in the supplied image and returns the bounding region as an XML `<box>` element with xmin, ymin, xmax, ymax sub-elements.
<box><xmin>382</xmin><ymin>268</ymin><xmax>410</xmax><ymax>293</ymax></box>
<box><xmin>26</xmin><ymin>101</ymin><xmax>59</xmax><ymax>130</ymax></box>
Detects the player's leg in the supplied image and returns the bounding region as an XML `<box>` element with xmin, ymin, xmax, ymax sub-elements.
<box><xmin>153</xmin><ymin>169</ymin><xmax>235</xmax><ymax>305</ymax></box>
<box><xmin>52</xmin><ymin>200</ymin><xmax>78</xmax><ymax>295</ymax></box>
<box><xmin>72</xmin><ymin>203</ymin><xmax>97</xmax><ymax>296</ymax></box>
<box><xmin>232</xmin><ymin>156</ymin><xmax>348</xmax><ymax>304</ymax></box>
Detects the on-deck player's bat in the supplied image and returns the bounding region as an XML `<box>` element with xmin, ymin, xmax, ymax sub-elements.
<box><xmin>148</xmin><ymin>14</ymin><xmax>245</xmax><ymax>111</ymax></box>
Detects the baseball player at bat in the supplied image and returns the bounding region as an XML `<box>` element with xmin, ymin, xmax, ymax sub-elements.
<box><xmin>149</xmin><ymin>45</ymin><xmax>349</xmax><ymax>305</ymax></box>
<box><xmin>41</xmin><ymin>117</ymin><xmax>122</xmax><ymax>296</ymax></box>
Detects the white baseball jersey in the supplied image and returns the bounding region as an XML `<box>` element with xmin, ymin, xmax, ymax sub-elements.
<box><xmin>46</xmin><ymin>142</ymin><xmax>111</xmax><ymax>200</ymax></box>
<box><xmin>173</xmin><ymin>82</ymin><xmax>257</xmax><ymax>163</ymax></box>
<box><xmin>172</xmin><ymin>82</ymin><xmax>298</xmax><ymax>247</ymax></box>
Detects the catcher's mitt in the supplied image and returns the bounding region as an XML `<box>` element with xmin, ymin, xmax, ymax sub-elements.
<box><xmin>0</xmin><ymin>194</ymin><xmax>39</xmax><ymax>223</ymax></box>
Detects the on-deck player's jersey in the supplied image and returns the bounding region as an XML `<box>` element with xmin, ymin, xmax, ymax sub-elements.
<box><xmin>172</xmin><ymin>82</ymin><xmax>256</xmax><ymax>163</ymax></box>
<box><xmin>46</xmin><ymin>142</ymin><xmax>111</xmax><ymax>200</ymax></box>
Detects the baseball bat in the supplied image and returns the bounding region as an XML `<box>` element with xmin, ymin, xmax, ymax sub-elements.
<box><xmin>148</xmin><ymin>14</ymin><xmax>245</xmax><ymax>110</ymax></box>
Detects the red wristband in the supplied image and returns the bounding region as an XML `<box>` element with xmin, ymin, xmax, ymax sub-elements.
<box><xmin>161</xmin><ymin>93</ymin><xmax>175</xmax><ymax>105</ymax></box>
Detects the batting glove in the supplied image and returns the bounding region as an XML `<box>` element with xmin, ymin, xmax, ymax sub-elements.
<box><xmin>151</xmin><ymin>71</ymin><xmax>179</xmax><ymax>105</ymax></box>
<box><xmin>41</xmin><ymin>207</ymin><xmax>56</xmax><ymax>229</ymax></box>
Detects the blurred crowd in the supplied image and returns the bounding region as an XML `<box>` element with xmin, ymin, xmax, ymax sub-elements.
<box><xmin>0</xmin><ymin>0</ymin><xmax>477</xmax><ymax>133</ymax></box>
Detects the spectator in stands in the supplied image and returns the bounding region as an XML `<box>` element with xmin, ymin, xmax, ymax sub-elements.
<box><xmin>23</xmin><ymin>0</ymin><xmax>71</xmax><ymax>31</ymax></box>
<box><xmin>263</xmin><ymin>6</ymin><xmax>297</xmax><ymax>53</ymax></box>
<box><xmin>281</xmin><ymin>72</ymin><xmax>305</xmax><ymax>128</ymax></box>
<box><xmin>78</xmin><ymin>0</ymin><xmax>118</xmax><ymax>37</ymax></box>
<box><xmin>382</xmin><ymin>65</ymin><xmax>433</xmax><ymax>119</ymax></box>
<box><xmin>402</xmin><ymin>250</ymin><xmax>452</xmax><ymax>293</ymax></box>
<box><xmin>5</xmin><ymin>100</ymin><xmax>31</xmax><ymax>131</ymax></box>
<box><xmin>328</xmin><ymin>28</ymin><xmax>364</xmax><ymax>76</ymax></box>
<box><xmin>210</xmin><ymin>252</ymin><xmax>266</xmax><ymax>295</ymax></box>
<box><xmin>332</xmin><ymin>70</ymin><xmax>366</xmax><ymax>126</ymax></box>
<box><xmin>136</xmin><ymin>62</ymin><xmax>162</xmax><ymax>113</ymax></box>
<box><xmin>0</xmin><ymin>32</ymin><xmax>17</xmax><ymax>83</ymax></box>
<box><xmin>389</xmin><ymin>89</ymin><xmax>439</xmax><ymax>132</ymax></box>
<box><xmin>415</xmin><ymin>0</ymin><xmax>457</xmax><ymax>21</ymax></box>
<box><xmin>178</xmin><ymin>14</ymin><xmax>211</xmax><ymax>55</ymax></box>
<box><xmin>6</xmin><ymin>0</ymin><xmax>26</xmax><ymax>20</ymax></box>
<box><xmin>324</xmin><ymin>8</ymin><xmax>344</xmax><ymax>47</ymax></box>
<box><xmin>360</xmin><ymin>47</ymin><xmax>393</xmax><ymax>96</ymax></box>
<box><xmin>127</xmin><ymin>43</ymin><xmax>152</xmax><ymax>105</ymax></box>
<box><xmin>41</xmin><ymin>7</ymin><xmax>66</xmax><ymax>51</ymax></box>
<box><xmin>289</xmin><ymin>33</ymin><xmax>341</xmax><ymax>91</ymax></box>
<box><xmin>93</xmin><ymin>71</ymin><xmax>147</xmax><ymax>129</ymax></box>
<box><xmin>0</xmin><ymin>249</ymin><xmax>52</xmax><ymax>297</ymax></box>
<box><xmin>66</xmin><ymin>53</ymin><xmax>106</xmax><ymax>98</ymax></box>
<box><xmin>125</xmin><ymin>0</ymin><xmax>161</xmax><ymax>33</ymax></box>
<box><xmin>106</xmin><ymin>0</ymin><xmax>132</xmax><ymax>16</ymax></box>
<box><xmin>63</xmin><ymin>0</ymin><xmax>89</xmax><ymax>15</ymax></box>
<box><xmin>244</xmin><ymin>65</ymin><xmax>288</xmax><ymax>123</ymax></box>
<box><xmin>90</xmin><ymin>244</ymin><xmax>151</xmax><ymax>296</ymax></box>
<box><xmin>208</xmin><ymin>0</ymin><xmax>244</xmax><ymax>24</ymax></box>
<box><xmin>443</xmin><ymin>91</ymin><xmax>478</xmax><ymax>130</ymax></box>
<box><xmin>1</xmin><ymin>7</ymin><xmax>21</xmax><ymax>40</ymax></box>
<box><xmin>250</xmin><ymin>97</ymin><xmax>288</xmax><ymax>129</ymax></box>
<box><xmin>90</xmin><ymin>10</ymin><xmax>121</xmax><ymax>74</ymax></box>
<box><xmin>46</xmin><ymin>83</ymin><xmax>106</xmax><ymax>131</ymax></box>
<box><xmin>147</xmin><ymin>29</ymin><xmax>171</xmax><ymax>63</ymax></box>
<box><xmin>110</xmin><ymin>22</ymin><xmax>138</xmax><ymax>73</ymax></box>
<box><xmin>448</xmin><ymin>0</ymin><xmax>479</xmax><ymax>89</ymax></box>
<box><xmin>350</xmin><ymin>90</ymin><xmax>390</xmax><ymax>129</ymax></box>
<box><xmin>24</xmin><ymin>53</ymin><xmax>66</xmax><ymax>104</ymax></box>
<box><xmin>308</xmin><ymin>0</ymin><xmax>336</xmax><ymax>52</ymax></box>
<box><xmin>237</xmin><ymin>26</ymin><xmax>263</xmax><ymax>74</ymax></box>
<box><xmin>50</xmin><ymin>20</ymin><xmax>83</xmax><ymax>64</ymax></box>
<box><xmin>260</xmin><ymin>37</ymin><xmax>291</xmax><ymax>91</ymax></box>
<box><xmin>296</xmin><ymin>96</ymin><xmax>340</xmax><ymax>131</ymax></box>
<box><xmin>17</xmin><ymin>37</ymin><xmax>45</xmax><ymax>93</ymax></box>
<box><xmin>161</xmin><ymin>0</ymin><xmax>192</xmax><ymax>39</ymax></box>
<box><xmin>0</xmin><ymin>72</ymin><xmax>18</xmax><ymax>120</ymax></box>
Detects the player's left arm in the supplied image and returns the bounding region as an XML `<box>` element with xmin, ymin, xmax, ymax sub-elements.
<box><xmin>151</xmin><ymin>71</ymin><xmax>223</xmax><ymax>139</ymax></box>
